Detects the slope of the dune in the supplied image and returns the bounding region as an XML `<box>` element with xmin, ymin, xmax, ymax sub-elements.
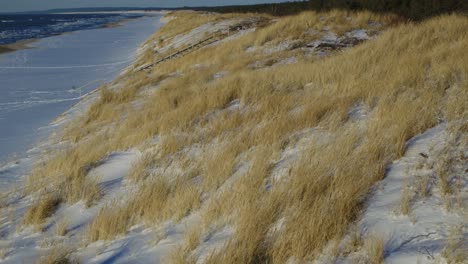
<box><xmin>0</xmin><ymin>10</ymin><xmax>466</xmax><ymax>264</ymax></box>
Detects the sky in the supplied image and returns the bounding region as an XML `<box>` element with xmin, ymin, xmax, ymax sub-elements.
<box><xmin>0</xmin><ymin>0</ymin><xmax>297</xmax><ymax>13</ymax></box>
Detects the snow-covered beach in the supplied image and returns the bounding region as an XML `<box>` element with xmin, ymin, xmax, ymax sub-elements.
<box><xmin>0</xmin><ymin>14</ymin><xmax>162</xmax><ymax>190</ymax></box>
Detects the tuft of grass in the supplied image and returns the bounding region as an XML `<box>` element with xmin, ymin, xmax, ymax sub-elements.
<box><xmin>38</xmin><ymin>245</ymin><xmax>79</xmax><ymax>264</ymax></box>
<box><xmin>0</xmin><ymin>247</ymin><xmax>8</xmax><ymax>260</ymax></box>
<box><xmin>417</xmin><ymin>174</ymin><xmax>430</xmax><ymax>198</ymax></box>
<box><xmin>441</xmin><ymin>225</ymin><xmax>466</xmax><ymax>264</ymax></box>
<box><xmin>184</xmin><ymin>226</ymin><xmax>201</xmax><ymax>251</ymax></box>
<box><xmin>435</xmin><ymin>152</ymin><xmax>453</xmax><ymax>196</ymax></box>
<box><xmin>23</xmin><ymin>195</ymin><xmax>61</xmax><ymax>228</ymax></box>
<box><xmin>200</xmin><ymin>140</ymin><xmax>240</xmax><ymax>191</ymax></box>
<box><xmin>85</xmin><ymin>203</ymin><xmax>132</xmax><ymax>242</ymax></box>
<box><xmin>363</xmin><ymin>234</ymin><xmax>385</xmax><ymax>264</ymax></box>
<box><xmin>399</xmin><ymin>180</ymin><xmax>412</xmax><ymax>216</ymax></box>
<box><xmin>127</xmin><ymin>152</ymin><xmax>153</xmax><ymax>182</ymax></box>
<box><xmin>165</xmin><ymin>225</ymin><xmax>203</xmax><ymax>263</ymax></box>
<box><xmin>165</xmin><ymin>244</ymin><xmax>197</xmax><ymax>264</ymax></box>
<box><xmin>55</xmin><ymin>218</ymin><xmax>69</xmax><ymax>237</ymax></box>
<box><xmin>346</xmin><ymin>227</ymin><xmax>364</xmax><ymax>254</ymax></box>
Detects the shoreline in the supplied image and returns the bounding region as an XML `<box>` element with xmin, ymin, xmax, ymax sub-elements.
<box><xmin>57</xmin><ymin>10</ymin><xmax>165</xmax><ymax>15</ymax></box>
<box><xmin>0</xmin><ymin>14</ymin><xmax>149</xmax><ymax>55</ymax></box>
<box><xmin>0</xmin><ymin>38</ymin><xmax>38</xmax><ymax>55</ymax></box>
<box><xmin>103</xmin><ymin>17</ymin><xmax>134</xmax><ymax>29</ymax></box>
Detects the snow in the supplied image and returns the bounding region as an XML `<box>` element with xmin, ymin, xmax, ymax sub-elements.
<box><xmin>0</xmin><ymin>15</ymin><xmax>163</xmax><ymax>263</ymax></box>
<box><xmin>0</xmin><ymin>150</ymin><xmax>140</xmax><ymax>263</ymax></box>
<box><xmin>347</xmin><ymin>102</ymin><xmax>369</xmax><ymax>122</ymax></box>
<box><xmin>345</xmin><ymin>29</ymin><xmax>369</xmax><ymax>40</ymax></box>
<box><xmin>156</xmin><ymin>17</ymin><xmax>257</xmax><ymax>55</ymax></box>
<box><xmin>0</xmin><ymin>13</ymin><xmax>465</xmax><ymax>264</ymax></box>
<box><xmin>219</xmin><ymin>27</ymin><xmax>256</xmax><ymax>44</ymax></box>
<box><xmin>212</xmin><ymin>71</ymin><xmax>227</xmax><ymax>80</ymax></box>
<box><xmin>305</xmin><ymin>29</ymin><xmax>371</xmax><ymax>58</ymax></box>
<box><xmin>157</xmin><ymin>18</ymin><xmax>239</xmax><ymax>54</ymax></box>
<box><xmin>275</xmin><ymin>56</ymin><xmax>297</xmax><ymax>65</ymax></box>
<box><xmin>90</xmin><ymin>151</ymin><xmax>140</xmax><ymax>192</ymax></box>
<box><xmin>195</xmin><ymin>226</ymin><xmax>234</xmax><ymax>263</ymax></box>
<box><xmin>271</xmin><ymin>127</ymin><xmax>333</xmax><ymax>183</ymax></box>
<box><xmin>0</xmin><ymin>15</ymin><xmax>162</xmax><ymax>164</ymax></box>
<box><xmin>263</xmin><ymin>39</ymin><xmax>303</xmax><ymax>54</ymax></box>
<box><xmin>349</xmin><ymin>124</ymin><xmax>467</xmax><ymax>263</ymax></box>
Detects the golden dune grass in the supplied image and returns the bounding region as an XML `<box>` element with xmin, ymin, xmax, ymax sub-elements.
<box><xmin>18</xmin><ymin>9</ymin><xmax>468</xmax><ymax>263</ymax></box>
<box><xmin>362</xmin><ymin>234</ymin><xmax>385</xmax><ymax>264</ymax></box>
<box><xmin>23</xmin><ymin>195</ymin><xmax>61</xmax><ymax>228</ymax></box>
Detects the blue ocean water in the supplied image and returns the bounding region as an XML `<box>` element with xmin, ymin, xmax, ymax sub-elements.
<box><xmin>0</xmin><ymin>13</ymin><xmax>143</xmax><ymax>45</ymax></box>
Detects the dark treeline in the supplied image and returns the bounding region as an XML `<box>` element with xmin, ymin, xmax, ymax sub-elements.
<box><xmin>197</xmin><ymin>0</ymin><xmax>467</xmax><ymax>20</ymax></box>
<box><xmin>194</xmin><ymin>1</ymin><xmax>310</xmax><ymax>16</ymax></box>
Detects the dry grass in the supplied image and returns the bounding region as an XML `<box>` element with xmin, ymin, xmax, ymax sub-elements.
<box><xmin>399</xmin><ymin>180</ymin><xmax>412</xmax><ymax>215</ymax></box>
<box><xmin>156</xmin><ymin>11</ymin><xmax>231</xmax><ymax>43</ymax></box>
<box><xmin>23</xmin><ymin>195</ymin><xmax>61</xmax><ymax>228</ymax></box>
<box><xmin>37</xmin><ymin>244</ymin><xmax>79</xmax><ymax>264</ymax></box>
<box><xmin>435</xmin><ymin>152</ymin><xmax>453</xmax><ymax>196</ymax></box>
<box><xmin>362</xmin><ymin>234</ymin><xmax>385</xmax><ymax>264</ymax></box>
<box><xmin>184</xmin><ymin>226</ymin><xmax>202</xmax><ymax>251</ymax></box>
<box><xmin>417</xmin><ymin>173</ymin><xmax>431</xmax><ymax>198</ymax></box>
<box><xmin>200</xmin><ymin>140</ymin><xmax>241</xmax><ymax>191</ymax></box>
<box><xmin>346</xmin><ymin>227</ymin><xmax>364</xmax><ymax>254</ymax></box>
<box><xmin>25</xmin><ymin>139</ymin><xmax>103</xmax><ymax>207</ymax></box>
<box><xmin>441</xmin><ymin>225</ymin><xmax>466</xmax><ymax>264</ymax></box>
<box><xmin>85</xmin><ymin>203</ymin><xmax>133</xmax><ymax>242</ymax></box>
<box><xmin>126</xmin><ymin>152</ymin><xmax>153</xmax><ymax>182</ymax></box>
<box><xmin>86</xmin><ymin>174</ymin><xmax>201</xmax><ymax>242</ymax></box>
<box><xmin>165</xmin><ymin>226</ymin><xmax>202</xmax><ymax>263</ymax></box>
<box><xmin>166</xmin><ymin>245</ymin><xmax>196</xmax><ymax>264</ymax></box>
<box><xmin>253</xmin><ymin>9</ymin><xmax>399</xmax><ymax>46</ymax></box>
<box><xmin>55</xmin><ymin>218</ymin><xmax>69</xmax><ymax>237</ymax></box>
<box><xmin>0</xmin><ymin>247</ymin><xmax>8</xmax><ymax>260</ymax></box>
<box><xmin>14</xmin><ymin>8</ymin><xmax>468</xmax><ymax>263</ymax></box>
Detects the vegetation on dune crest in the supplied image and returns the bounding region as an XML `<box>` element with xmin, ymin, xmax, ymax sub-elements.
<box><xmin>205</xmin><ymin>0</ymin><xmax>466</xmax><ymax>20</ymax></box>
<box><xmin>17</xmin><ymin>8</ymin><xmax>468</xmax><ymax>263</ymax></box>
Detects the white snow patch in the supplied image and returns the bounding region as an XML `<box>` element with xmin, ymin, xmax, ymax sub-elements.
<box><xmin>245</xmin><ymin>46</ymin><xmax>257</xmax><ymax>53</ymax></box>
<box><xmin>263</xmin><ymin>39</ymin><xmax>302</xmax><ymax>54</ymax></box>
<box><xmin>345</xmin><ymin>29</ymin><xmax>370</xmax><ymax>40</ymax></box>
<box><xmin>195</xmin><ymin>226</ymin><xmax>235</xmax><ymax>263</ymax></box>
<box><xmin>352</xmin><ymin>124</ymin><xmax>467</xmax><ymax>263</ymax></box>
<box><xmin>275</xmin><ymin>56</ymin><xmax>297</xmax><ymax>66</ymax></box>
<box><xmin>158</xmin><ymin>18</ymin><xmax>243</xmax><ymax>54</ymax></box>
<box><xmin>219</xmin><ymin>27</ymin><xmax>256</xmax><ymax>43</ymax></box>
<box><xmin>0</xmin><ymin>150</ymin><xmax>140</xmax><ymax>263</ymax></box>
<box><xmin>89</xmin><ymin>150</ymin><xmax>141</xmax><ymax>193</ymax></box>
<box><xmin>212</xmin><ymin>71</ymin><xmax>228</xmax><ymax>80</ymax></box>
<box><xmin>348</xmin><ymin>102</ymin><xmax>369</xmax><ymax>122</ymax></box>
<box><xmin>271</xmin><ymin>127</ymin><xmax>332</xmax><ymax>182</ymax></box>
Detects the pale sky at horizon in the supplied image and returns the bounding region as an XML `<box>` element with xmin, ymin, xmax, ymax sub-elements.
<box><xmin>0</xmin><ymin>0</ymin><xmax>299</xmax><ymax>13</ymax></box>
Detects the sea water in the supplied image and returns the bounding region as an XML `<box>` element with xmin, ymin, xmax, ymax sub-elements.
<box><xmin>0</xmin><ymin>13</ymin><xmax>144</xmax><ymax>45</ymax></box>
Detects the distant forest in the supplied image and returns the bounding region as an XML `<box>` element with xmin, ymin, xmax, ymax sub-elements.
<box><xmin>27</xmin><ymin>0</ymin><xmax>467</xmax><ymax>21</ymax></box>
<box><xmin>200</xmin><ymin>0</ymin><xmax>467</xmax><ymax>20</ymax></box>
